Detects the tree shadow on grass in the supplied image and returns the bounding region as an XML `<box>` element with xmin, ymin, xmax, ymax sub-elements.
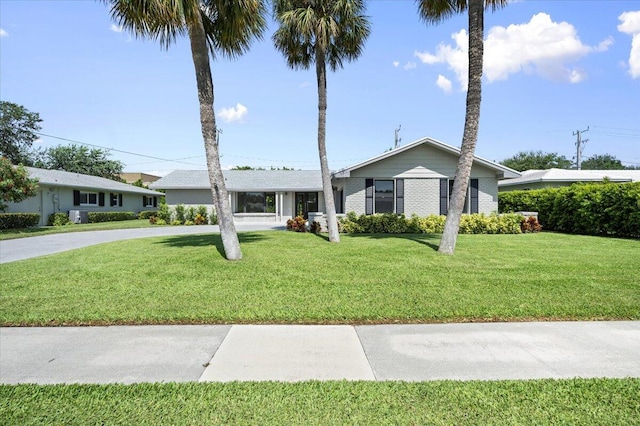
<box><xmin>345</xmin><ymin>233</ymin><xmax>441</xmax><ymax>251</ymax></box>
<box><xmin>153</xmin><ymin>232</ymin><xmax>269</xmax><ymax>258</ymax></box>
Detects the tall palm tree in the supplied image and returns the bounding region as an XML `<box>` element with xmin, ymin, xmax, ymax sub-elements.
<box><xmin>417</xmin><ymin>0</ymin><xmax>507</xmax><ymax>255</ymax></box>
<box><xmin>273</xmin><ymin>0</ymin><xmax>371</xmax><ymax>243</ymax></box>
<box><xmin>103</xmin><ymin>0</ymin><xmax>267</xmax><ymax>260</ymax></box>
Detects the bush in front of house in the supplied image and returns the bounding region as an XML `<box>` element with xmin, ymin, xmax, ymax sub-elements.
<box><xmin>48</xmin><ymin>213</ymin><xmax>71</xmax><ymax>226</ymax></box>
<box><xmin>287</xmin><ymin>216</ymin><xmax>307</xmax><ymax>232</ymax></box>
<box><xmin>499</xmin><ymin>181</ymin><xmax>640</xmax><ymax>238</ymax></box>
<box><xmin>88</xmin><ymin>212</ymin><xmax>137</xmax><ymax>223</ymax></box>
<box><xmin>138</xmin><ymin>211</ymin><xmax>157</xmax><ymax>220</ymax></box>
<box><xmin>0</xmin><ymin>213</ymin><xmax>40</xmax><ymax>229</ymax></box>
<box><xmin>339</xmin><ymin>212</ymin><xmax>529</xmax><ymax>235</ymax></box>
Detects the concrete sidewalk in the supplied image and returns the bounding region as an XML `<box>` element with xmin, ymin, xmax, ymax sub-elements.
<box><xmin>1</xmin><ymin>321</ymin><xmax>639</xmax><ymax>384</ymax></box>
<box><xmin>0</xmin><ymin>224</ymin><xmax>285</xmax><ymax>264</ymax></box>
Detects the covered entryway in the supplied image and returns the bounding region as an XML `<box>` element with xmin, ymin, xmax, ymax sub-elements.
<box><xmin>294</xmin><ymin>192</ymin><xmax>318</xmax><ymax>219</ymax></box>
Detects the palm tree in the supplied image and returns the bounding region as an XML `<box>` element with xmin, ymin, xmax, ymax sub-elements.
<box><xmin>103</xmin><ymin>0</ymin><xmax>267</xmax><ymax>260</ymax></box>
<box><xmin>417</xmin><ymin>0</ymin><xmax>507</xmax><ymax>255</ymax></box>
<box><xmin>273</xmin><ymin>0</ymin><xmax>371</xmax><ymax>243</ymax></box>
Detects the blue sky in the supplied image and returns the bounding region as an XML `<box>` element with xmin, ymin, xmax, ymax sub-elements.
<box><xmin>1</xmin><ymin>0</ymin><xmax>639</xmax><ymax>175</ymax></box>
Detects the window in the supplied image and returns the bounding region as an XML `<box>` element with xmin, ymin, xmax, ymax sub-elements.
<box><xmin>79</xmin><ymin>192</ymin><xmax>98</xmax><ymax>206</ymax></box>
<box><xmin>374</xmin><ymin>180</ymin><xmax>394</xmax><ymax>213</ymax></box>
<box><xmin>143</xmin><ymin>196</ymin><xmax>156</xmax><ymax>208</ymax></box>
<box><xmin>110</xmin><ymin>193</ymin><xmax>123</xmax><ymax>207</ymax></box>
<box><xmin>236</xmin><ymin>192</ymin><xmax>275</xmax><ymax>213</ymax></box>
<box><xmin>440</xmin><ymin>178</ymin><xmax>478</xmax><ymax>215</ymax></box>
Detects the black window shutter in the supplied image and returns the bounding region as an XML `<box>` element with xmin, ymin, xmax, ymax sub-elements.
<box><xmin>439</xmin><ymin>179</ymin><xmax>448</xmax><ymax>215</ymax></box>
<box><xmin>142</xmin><ymin>197</ymin><xmax>146</xmax><ymax>208</ymax></box>
<box><xmin>153</xmin><ymin>196</ymin><xmax>157</xmax><ymax>207</ymax></box>
<box><xmin>118</xmin><ymin>194</ymin><xmax>123</xmax><ymax>207</ymax></box>
<box><xmin>98</xmin><ymin>192</ymin><xmax>105</xmax><ymax>207</ymax></box>
<box><xmin>73</xmin><ymin>190</ymin><xmax>80</xmax><ymax>206</ymax></box>
<box><xmin>365</xmin><ymin>179</ymin><xmax>374</xmax><ymax>215</ymax></box>
<box><xmin>470</xmin><ymin>179</ymin><xmax>479</xmax><ymax>214</ymax></box>
<box><xmin>395</xmin><ymin>179</ymin><xmax>404</xmax><ymax>214</ymax></box>
<box><xmin>109</xmin><ymin>193</ymin><xmax>115</xmax><ymax>207</ymax></box>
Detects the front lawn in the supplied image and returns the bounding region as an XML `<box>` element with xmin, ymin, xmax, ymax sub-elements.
<box><xmin>0</xmin><ymin>219</ymin><xmax>157</xmax><ymax>240</ymax></box>
<box><xmin>1</xmin><ymin>379</ymin><xmax>638</xmax><ymax>425</ymax></box>
<box><xmin>1</xmin><ymin>232</ymin><xmax>638</xmax><ymax>325</ymax></box>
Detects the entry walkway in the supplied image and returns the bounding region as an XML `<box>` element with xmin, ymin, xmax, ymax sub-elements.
<box><xmin>1</xmin><ymin>321</ymin><xmax>639</xmax><ymax>384</ymax></box>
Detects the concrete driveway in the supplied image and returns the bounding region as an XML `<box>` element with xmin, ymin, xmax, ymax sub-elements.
<box><xmin>0</xmin><ymin>223</ymin><xmax>285</xmax><ymax>264</ymax></box>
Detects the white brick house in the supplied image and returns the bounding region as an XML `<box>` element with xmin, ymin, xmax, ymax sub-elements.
<box><xmin>332</xmin><ymin>137</ymin><xmax>520</xmax><ymax>217</ymax></box>
<box><xmin>151</xmin><ymin>137</ymin><xmax>520</xmax><ymax>223</ymax></box>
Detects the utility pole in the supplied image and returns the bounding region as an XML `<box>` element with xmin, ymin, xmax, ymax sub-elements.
<box><xmin>573</xmin><ymin>126</ymin><xmax>589</xmax><ymax>170</ymax></box>
<box><xmin>394</xmin><ymin>125</ymin><xmax>402</xmax><ymax>149</ymax></box>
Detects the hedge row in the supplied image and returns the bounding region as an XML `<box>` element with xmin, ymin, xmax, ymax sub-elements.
<box><xmin>499</xmin><ymin>181</ymin><xmax>640</xmax><ymax>238</ymax></box>
<box><xmin>0</xmin><ymin>213</ymin><xmax>40</xmax><ymax>230</ymax></box>
<box><xmin>339</xmin><ymin>212</ymin><xmax>529</xmax><ymax>235</ymax></box>
<box><xmin>88</xmin><ymin>212</ymin><xmax>137</xmax><ymax>223</ymax></box>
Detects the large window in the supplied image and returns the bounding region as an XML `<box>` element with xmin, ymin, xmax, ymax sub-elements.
<box><xmin>375</xmin><ymin>180</ymin><xmax>394</xmax><ymax>213</ymax></box>
<box><xmin>79</xmin><ymin>192</ymin><xmax>98</xmax><ymax>206</ymax></box>
<box><xmin>236</xmin><ymin>192</ymin><xmax>275</xmax><ymax>213</ymax></box>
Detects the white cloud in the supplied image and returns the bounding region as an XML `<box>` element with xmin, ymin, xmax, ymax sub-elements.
<box><xmin>110</xmin><ymin>24</ymin><xmax>124</xmax><ymax>33</ymax></box>
<box><xmin>393</xmin><ymin>61</ymin><xmax>400</xmax><ymax>67</ymax></box>
<box><xmin>436</xmin><ymin>75</ymin><xmax>453</xmax><ymax>94</ymax></box>
<box><xmin>403</xmin><ymin>61</ymin><xmax>417</xmax><ymax>70</ymax></box>
<box><xmin>299</xmin><ymin>81</ymin><xmax>311</xmax><ymax>88</ymax></box>
<box><xmin>415</xmin><ymin>13</ymin><xmax>611</xmax><ymax>90</ymax></box>
<box><xmin>218</xmin><ymin>103</ymin><xmax>248</xmax><ymax>123</ymax></box>
<box><xmin>0</xmin><ymin>28</ymin><xmax>8</xmax><ymax>37</ymax></box>
<box><xmin>618</xmin><ymin>11</ymin><xmax>640</xmax><ymax>78</ymax></box>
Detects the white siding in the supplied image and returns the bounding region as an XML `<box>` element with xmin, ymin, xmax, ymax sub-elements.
<box><xmin>165</xmin><ymin>189</ymin><xmax>213</xmax><ymax>205</ymax></box>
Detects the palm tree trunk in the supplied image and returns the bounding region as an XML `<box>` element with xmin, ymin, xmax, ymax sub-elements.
<box><xmin>186</xmin><ymin>11</ymin><xmax>242</xmax><ymax>260</ymax></box>
<box><xmin>315</xmin><ymin>45</ymin><xmax>340</xmax><ymax>242</ymax></box>
<box><xmin>438</xmin><ymin>0</ymin><xmax>484</xmax><ymax>255</ymax></box>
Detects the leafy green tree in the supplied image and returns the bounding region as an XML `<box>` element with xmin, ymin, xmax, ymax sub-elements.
<box><xmin>417</xmin><ymin>0</ymin><xmax>507</xmax><ymax>255</ymax></box>
<box><xmin>0</xmin><ymin>156</ymin><xmax>39</xmax><ymax>211</ymax></box>
<box><xmin>273</xmin><ymin>0</ymin><xmax>371</xmax><ymax>243</ymax></box>
<box><xmin>104</xmin><ymin>0</ymin><xmax>267</xmax><ymax>260</ymax></box>
<box><xmin>0</xmin><ymin>101</ymin><xmax>43</xmax><ymax>166</ymax></box>
<box><xmin>500</xmin><ymin>150</ymin><xmax>572</xmax><ymax>171</ymax></box>
<box><xmin>41</xmin><ymin>144</ymin><xmax>124</xmax><ymax>181</ymax></box>
<box><xmin>581</xmin><ymin>154</ymin><xmax>626</xmax><ymax>170</ymax></box>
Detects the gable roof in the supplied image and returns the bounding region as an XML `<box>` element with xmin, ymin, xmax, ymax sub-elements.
<box><xmin>25</xmin><ymin>167</ymin><xmax>164</xmax><ymax>196</ymax></box>
<box><xmin>498</xmin><ymin>168</ymin><xmax>640</xmax><ymax>187</ymax></box>
<box><xmin>331</xmin><ymin>136</ymin><xmax>520</xmax><ymax>179</ymax></box>
<box><xmin>151</xmin><ymin>169</ymin><xmax>323</xmax><ymax>192</ymax></box>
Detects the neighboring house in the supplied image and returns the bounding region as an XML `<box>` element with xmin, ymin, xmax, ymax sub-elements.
<box><xmin>6</xmin><ymin>167</ymin><xmax>164</xmax><ymax>226</ymax></box>
<box><xmin>150</xmin><ymin>169</ymin><xmax>324</xmax><ymax>223</ymax></box>
<box><xmin>333</xmin><ymin>137</ymin><xmax>519</xmax><ymax>217</ymax></box>
<box><xmin>151</xmin><ymin>137</ymin><xmax>519</xmax><ymax>223</ymax></box>
<box><xmin>498</xmin><ymin>169</ymin><xmax>640</xmax><ymax>192</ymax></box>
<box><xmin>120</xmin><ymin>172</ymin><xmax>161</xmax><ymax>186</ymax></box>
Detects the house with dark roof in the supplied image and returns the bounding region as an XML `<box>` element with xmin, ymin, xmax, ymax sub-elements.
<box><xmin>150</xmin><ymin>137</ymin><xmax>520</xmax><ymax>224</ymax></box>
<box><xmin>498</xmin><ymin>168</ymin><xmax>640</xmax><ymax>192</ymax></box>
<box><xmin>5</xmin><ymin>167</ymin><xmax>164</xmax><ymax>226</ymax></box>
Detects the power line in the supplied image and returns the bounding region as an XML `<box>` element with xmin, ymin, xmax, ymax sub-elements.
<box><xmin>35</xmin><ymin>132</ymin><xmax>206</xmax><ymax>167</ymax></box>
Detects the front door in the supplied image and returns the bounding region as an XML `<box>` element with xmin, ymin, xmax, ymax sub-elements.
<box><xmin>295</xmin><ymin>192</ymin><xmax>318</xmax><ymax>219</ymax></box>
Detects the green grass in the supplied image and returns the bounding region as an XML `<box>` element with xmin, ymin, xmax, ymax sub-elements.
<box><xmin>1</xmin><ymin>232</ymin><xmax>638</xmax><ymax>325</ymax></box>
<box><xmin>1</xmin><ymin>379</ymin><xmax>638</xmax><ymax>425</ymax></box>
<box><xmin>0</xmin><ymin>219</ymin><xmax>157</xmax><ymax>240</ymax></box>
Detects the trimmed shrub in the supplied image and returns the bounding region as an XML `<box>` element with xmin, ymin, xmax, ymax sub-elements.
<box><xmin>310</xmin><ymin>221</ymin><xmax>322</xmax><ymax>234</ymax></box>
<box><xmin>0</xmin><ymin>213</ymin><xmax>40</xmax><ymax>229</ymax></box>
<box><xmin>194</xmin><ymin>213</ymin><xmax>207</xmax><ymax>225</ymax></box>
<box><xmin>88</xmin><ymin>212</ymin><xmax>137</xmax><ymax>223</ymax></box>
<box><xmin>156</xmin><ymin>202</ymin><xmax>171</xmax><ymax>222</ymax></box>
<box><xmin>196</xmin><ymin>205</ymin><xmax>209</xmax><ymax>223</ymax></box>
<box><xmin>48</xmin><ymin>212</ymin><xmax>71</xmax><ymax>226</ymax></box>
<box><xmin>138</xmin><ymin>211</ymin><xmax>157</xmax><ymax>219</ymax></box>
<box><xmin>287</xmin><ymin>216</ymin><xmax>307</xmax><ymax>232</ymax></box>
<box><xmin>185</xmin><ymin>206</ymin><xmax>196</xmax><ymax>222</ymax></box>
<box><xmin>174</xmin><ymin>204</ymin><xmax>186</xmax><ymax>224</ymax></box>
<box><xmin>339</xmin><ymin>212</ymin><xmax>525</xmax><ymax>235</ymax></box>
<box><xmin>499</xmin><ymin>181</ymin><xmax>640</xmax><ymax>238</ymax></box>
